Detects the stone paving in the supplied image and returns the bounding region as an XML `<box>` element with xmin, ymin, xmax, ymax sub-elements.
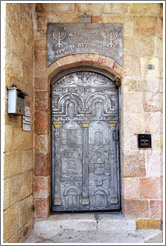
<box><xmin>24</xmin><ymin>229</ymin><xmax>163</xmax><ymax>244</ymax></box>
<box><xmin>24</xmin><ymin>213</ymin><xmax>163</xmax><ymax>244</ymax></box>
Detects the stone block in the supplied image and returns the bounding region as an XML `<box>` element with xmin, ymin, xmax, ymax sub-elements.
<box><xmin>35</xmin><ymin>153</ymin><xmax>50</xmax><ymax>176</ymax></box>
<box><xmin>124</xmin><ymin>154</ymin><xmax>146</xmax><ymax>177</ymax></box>
<box><xmin>35</xmin><ymin>77</ymin><xmax>48</xmax><ymax>91</ymax></box>
<box><xmin>36</xmin><ymin>3</ymin><xmax>76</xmax><ymax>13</ymax></box>
<box><xmin>34</xmin><ymin>177</ymin><xmax>50</xmax><ymax>199</ymax></box>
<box><xmin>13</xmin><ymin>128</ymin><xmax>33</xmax><ymax>150</ymax></box>
<box><xmin>136</xmin><ymin>219</ymin><xmax>162</xmax><ymax>230</ymax></box>
<box><xmin>123</xmin><ymin>178</ymin><xmax>139</xmax><ymax>199</ymax></box>
<box><xmin>19</xmin><ymin>195</ymin><xmax>33</xmax><ymax>228</ymax></box>
<box><xmin>145</xmin><ymin>112</ymin><xmax>162</xmax><ymax>134</ymax></box>
<box><xmin>122</xmin><ymin>135</ymin><xmax>139</xmax><ymax>155</ymax></box>
<box><xmin>35</xmin><ymin>135</ymin><xmax>48</xmax><ymax>153</ymax></box>
<box><xmin>138</xmin><ymin>78</ymin><xmax>159</xmax><ymax>93</ymax></box>
<box><xmin>140</xmin><ymin>178</ymin><xmax>162</xmax><ymax>199</ymax></box>
<box><xmin>58</xmin><ymin>55</ymin><xmax>77</xmax><ymax>71</ymax></box>
<box><xmin>143</xmin><ymin>93</ymin><xmax>163</xmax><ymax>112</ymax></box>
<box><xmin>6</xmin><ymin>222</ymin><xmax>33</xmax><ymax>243</ymax></box>
<box><xmin>150</xmin><ymin>200</ymin><xmax>163</xmax><ymax>219</ymax></box>
<box><xmin>35</xmin><ymin>91</ymin><xmax>49</xmax><ymax>111</ymax></box>
<box><xmin>91</xmin><ymin>16</ymin><xmax>103</xmax><ymax>23</ymax></box>
<box><xmin>3</xmin><ymin>178</ymin><xmax>11</xmax><ymax>210</ymax></box>
<box><xmin>123</xmin><ymin>55</ymin><xmax>141</xmax><ymax>77</ymax></box>
<box><xmin>123</xmin><ymin>199</ymin><xmax>149</xmax><ymax>218</ymax></box>
<box><xmin>122</xmin><ymin>78</ymin><xmax>139</xmax><ymax>93</ymax></box>
<box><xmin>141</xmin><ymin>57</ymin><xmax>160</xmax><ymax>79</ymax></box>
<box><xmin>4</xmin><ymin>152</ymin><xmax>22</xmax><ymax>178</ymax></box>
<box><xmin>123</xmin><ymin>112</ymin><xmax>145</xmax><ymax>135</ymax></box>
<box><xmin>153</xmin><ymin>135</ymin><xmax>163</xmax><ymax>153</ymax></box>
<box><xmin>3</xmin><ymin>204</ymin><xmax>19</xmax><ymax>242</ymax></box>
<box><xmin>34</xmin><ymin>198</ymin><xmax>49</xmax><ymax>218</ymax></box>
<box><xmin>103</xmin><ymin>3</ymin><xmax>128</xmax><ymax>14</ymax></box>
<box><xmin>128</xmin><ymin>3</ymin><xmax>162</xmax><ymax>16</ymax></box>
<box><xmin>22</xmin><ymin>150</ymin><xmax>33</xmax><ymax>172</ymax></box>
<box><xmin>35</xmin><ymin>49</ymin><xmax>47</xmax><ymax>77</ymax></box>
<box><xmin>78</xmin><ymin>3</ymin><xmax>103</xmax><ymax>15</ymax></box>
<box><xmin>35</xmin><ymin>111</ymin><xmax>49</xmax><ymax>135</ymax></box>
<box><xmin>146</xmin><ymin>153</ymin><xmax>162</xmax><ymax>177</ymax></box>
<box><xmin>4</xmin><ymin>125</ymin><xmax>13</xmax><ymax>152</ymax></box>
<box><xmin>155</xmin><ymin>37</ymin><xmax>163</xmax><ymax>58</ymax></box>
<box><xmin>11</xmin><ymin>171</ymin><xmax>33</xmax><ymax>204</ymax></box>
<box><xmin>124</xmin><ymin>36</ymin><xmax>155</xmax><ymax>57</ymax></box>
<box><xmin>135</xmin><ymin>17</ymin><xmax>157</xmax><ymax>36</ymax></box>
<box><xmin>123</xmin><ymin>93</ymin><xmax>144</xmax><ymax>113</ymax></box>
<box><xmin>156</xmin><ymin>17</ymin><xmax>163</xmax><ymax>40</ymax></box>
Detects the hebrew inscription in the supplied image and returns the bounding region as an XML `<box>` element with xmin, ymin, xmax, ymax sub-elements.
<box><xmin>51</xmin><ymin>71</ymin><xmax>120</xmax><ymax>212</ymax></box>
<box><xmin>47</xmin><ymin>23</ymin><xmax>123</xmax><ymax>66</ymax></box>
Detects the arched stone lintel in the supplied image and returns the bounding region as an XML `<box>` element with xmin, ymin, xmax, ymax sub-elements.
<box><xmin>47</xmin><ymin>53</ymin><xmax>124</xmax><ymax>81</ymax></box>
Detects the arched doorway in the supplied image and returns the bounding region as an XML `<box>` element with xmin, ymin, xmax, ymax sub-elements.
<box><xmin>51</xmin><ymin>67</ymin><xmax>121</xmax><ymax>212</ymax></box>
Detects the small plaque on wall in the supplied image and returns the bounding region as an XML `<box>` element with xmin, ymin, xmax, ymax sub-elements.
<box><xmin>138</xmin><ymin>134</ymin><xmax>151</xmax><ymax>148</ymax></box>
<box><xmin>23</xmin><ymin>106</ymin><xmax>31</xmax><ymax>131</ymax></box>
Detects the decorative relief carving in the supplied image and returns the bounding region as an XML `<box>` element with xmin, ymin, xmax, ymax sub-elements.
<box><xmin>51</xmin><ymin>71</ymin><xmax>120</xmax><ymax>211</ymax></box>
<box><xmin>47</xmin><ymin>23</ymin><xmax>123</xmax><ymax>66</ymax></box>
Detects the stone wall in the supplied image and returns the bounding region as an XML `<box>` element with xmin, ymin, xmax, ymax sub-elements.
<box><xmin>3</xmin><ymin>3</ymin><xmax>34</xmax><ymax>243</ymax></box>
<box><xmin>34</xmin><ymin>3</ymin><xmax>163</xmax><ymax>229</ymax></box>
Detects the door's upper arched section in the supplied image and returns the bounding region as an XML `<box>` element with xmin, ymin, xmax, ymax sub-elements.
<box><xmin>47</xmin><ymin>53</ymin><xmax>124</xmax><ymax>82</ymax></box>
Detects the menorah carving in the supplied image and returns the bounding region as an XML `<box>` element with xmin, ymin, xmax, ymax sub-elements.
<box><xmin>105</xmin><ymin>32</ymin><xmax>117</xmax><ymax>48</ymax></box>
<box><xmin>53</xmin><ymin>32</ymin><xmax>66</xmax><ymax>48</ymax></box>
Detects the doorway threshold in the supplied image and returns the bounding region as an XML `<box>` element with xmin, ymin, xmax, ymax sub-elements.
<box><xmin>34</xmin><ymin>212</ymin><xmax>136</xmax><ymax>237</ymax></box>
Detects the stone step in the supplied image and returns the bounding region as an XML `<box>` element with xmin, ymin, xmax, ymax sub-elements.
<box><xmin>34</xmin><ymin>213</ymin><xmax>136</xmax><ymax>236</ymax></box>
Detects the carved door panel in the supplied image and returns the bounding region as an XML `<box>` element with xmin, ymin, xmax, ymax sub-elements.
<box><xmin>51</xmin><ymin>71</ymin><xmax>120</xmax><ymax>211</ymax></box>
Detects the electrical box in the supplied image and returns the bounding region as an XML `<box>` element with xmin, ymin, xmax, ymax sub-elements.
<box><xmin>7</xmin><ymin>87</ymin><xmax>27</xmax><ymax>115</ymax></box>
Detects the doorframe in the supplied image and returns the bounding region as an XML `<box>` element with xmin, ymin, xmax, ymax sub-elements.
<box><xmin>50</xmin><ymin>66</ymin><xmax>122</xmax><ymax>212</ymax></box>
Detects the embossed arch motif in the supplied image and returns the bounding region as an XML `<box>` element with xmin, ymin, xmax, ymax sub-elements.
<box><xmin>51</xmin><ymin>68</ymin><xmax>120</xmax><ymax>212</ymax></box>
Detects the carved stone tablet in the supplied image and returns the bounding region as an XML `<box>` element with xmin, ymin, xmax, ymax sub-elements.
<box><xmin>47</xmin><ymin>23</ymin><xmax>123</xmax><ymax>66</ymax></box>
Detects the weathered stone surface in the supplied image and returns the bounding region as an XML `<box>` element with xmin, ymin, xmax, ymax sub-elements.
<box><xmin>3</xmin><ymin>178</ymin><xmax>11</xmax><ymax>210</ymax></box>
<box><xmin>123</xmin><ymin>178</ymin><xmax>139</xmax><ymax>199</ymax></box>
<box><xmin>34</xmin><ymin>198</ymin><xmax>49</xmax><ymax>218</ymax></box>
<box><xmin>135</xmin><ymin>17</ymin><xmax>157</xmax><ymax>36</ymax></box>
<box><xmin>35</xmin><ymin>135</ymin><xmax>48</xmax><ymax>153</ymax></box>
<box><xmin>7</xmin><ymin>222</ymin><xmax>33</xmax><ymax>243</ymax></box>
<box><xmin>123</xmin><ymin>199</ymin><xmax>149</xmax><ymax>218</ymax></box>
<box><xmin>19</xmin><ymin>195</ymin><xmax>33</xmax><ymax>228</ymax></box>
<box><xmin>13</xmin><ymin>128</ymin><xmax>33</xmax><ymax>150</ymax></box>
<box><xmin>122</xmin><ymin>135</ymin><xmax>139</xmax><ymax>155</ymax></box>
<box><xmin>153</xmin><ymin>135</ymin><xmax>163</xmax><ymax>153</ymax></box>
<box><xmin>22</xmin><ymin>150</ymin><xmax>33</xmax><ymax>172</ymax></box>
<box><xmin>150</xmin><ymin>200</ymin><xmax>163</xmax><ymax>219</ymax></box>
<box><xmin>35</xmin><ymin>77</ymin><xmax>48</xmax><ymax>91</ymax></box>
<box><xmin>124</xmin><ymin>155</ymin><xmax>146</xmax><ymax>177</ymax></box>
<box><xmin>35</xmin><ymin>111</ymin><xmax>49</xmax><ymax>135</ymax></box>
<box><xmin>123</xmin><ymin>55</ymin><xmax>141</xmax><ymax>77</ymax></box>
<box><xmin>35</xmin><ymin>91</ymin><xmax>49</xmax><ymax>111</ymax></box>
<box><xmin>123</xmin><ymin>93</ymin><xmax>144</xmax><ymax>113</ymax></box>
<box><xmin>4</xmin><ymin>125</ymin><xmax>13</xmax><ymax>152</ymax></box>
<box><xmin>145</xmin><ymin>112</ymin><xmax>162</xmax><ymax>134</ymax></box>
<box><xmin>78</xmin><ymin>3</ymin><xmax>104</xmax><ymax>15</ymax></box>
<box><xmin>123</xmin><ymin>112</ymin><xmax>145</xmax><ymax>135</ymax></box>
<box><xmin>128</xmin><ymin>3</ymin><xmax>162</xmax><ymax>16</ymax></box>
<box><xmin>139</xmin><ymin>78</ymin><xmax>159</xmax><ymax>93</ymax></box>
<box><xmin>11</xmin><ymin>171</ymin><xmax>33</xmax><ymax>204</ymax></box>
<box><xmin>4</xmin><ymin>152</ymin><xmax>22</xmax><ymax>178</ymax></box>
<box><xmin>103</xmin><ymin>3</ymin><xmax>128</xmax><ymax>14</ymax></box>
<box><xmin>140</xmin><ymin>178</ymin><xmax>162</xmax><ymax>199</ymax></box>
<box><xmin>36</xmin><ymin>3</ymin><xmax>76</xmax><ymax>14</ymax></box>
<box><xmin>146</xmin><ymin>153</ymin><xmax>162</xmax><ymax>177</ymax></box>
<box><xmin>3</xmin><ymin>204</ymin><xmax>19</xmax><ymax>242</ymax></box>
<box><xmin>34</xmin><ymin>177</ymin><xmax>50</xmax><ymax>199</ymax></box>
<box><xmin>136</xmin><ymin>219</ymin><xmax>162</xmax><ymax>230</ymax></box>
<box><xmin>91</xmin><ymin>16</ymin><xmax>102</xmax><ymax>23</ymax></box>
<box><xmin>143</xmin><ymin>93</ymin><xmax>163</xmax><ymax>112</ymax></box>
<box><xmin>35</xmin><ymin>153</ymin><xmax>50</xmax><ymax>176</ymax></box>
<box><xmin>124</xmin><ymin>36</ymin><xmax>155</xmax><ymax>57</ymax></box>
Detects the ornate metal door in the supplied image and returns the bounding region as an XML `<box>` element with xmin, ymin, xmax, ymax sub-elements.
<box><xmin>51</xmin><ymin>70</ymin><xmax>120</xmax><ymax>212</ymax></box>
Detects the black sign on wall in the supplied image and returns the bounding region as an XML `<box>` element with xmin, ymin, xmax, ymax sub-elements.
<box><xmin>47</xmin><ymin>23</ymin><xmax>123</xmax><ymax>67</ymax></box>
<box><xmin>138</xmin><ymin>134</ymin><xmax>152</xmax><ymax>148</ymax></box>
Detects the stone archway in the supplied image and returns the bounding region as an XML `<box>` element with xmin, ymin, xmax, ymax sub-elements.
<box><xmin>34</xmin><ymin>54</ymin><xmax>123</xmax><ymax>218</ymax></box>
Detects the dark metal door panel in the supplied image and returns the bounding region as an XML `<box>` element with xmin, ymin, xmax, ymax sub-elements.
<box><xmin>51</xmin><ymin>71</ymin><xmax>120</xmax><ymax>211</ymax></box>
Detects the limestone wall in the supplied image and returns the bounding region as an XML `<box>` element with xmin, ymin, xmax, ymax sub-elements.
<box><xmin>34</xmin><ymin>2</ymin><xmax>163</xmax><ymax>229</ymax></box>
<box><xmin>3</xmin><ymin>3</ymin><xmax>34</xmax><ymax>243</ymax></box>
